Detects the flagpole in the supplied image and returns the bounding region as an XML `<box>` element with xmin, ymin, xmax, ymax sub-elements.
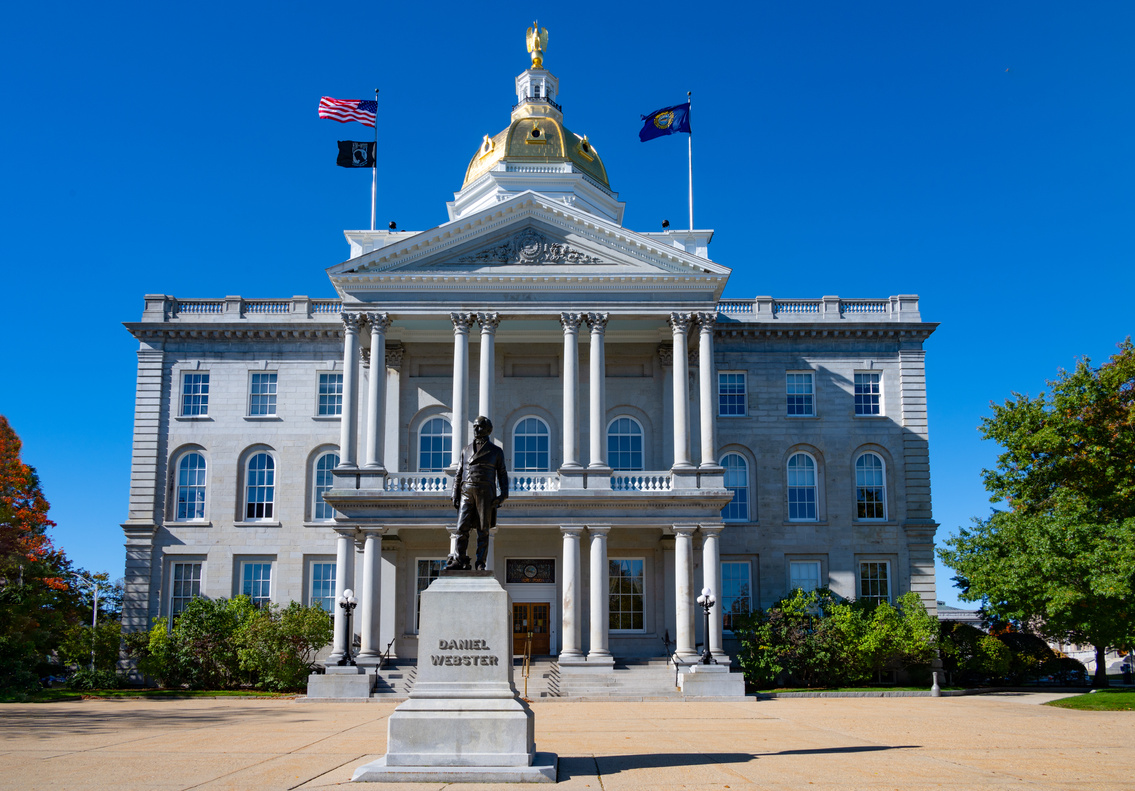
<box><xmin>371</xmin><ymin>89</ymin><xmax>379</xmax><ymax>231</ymax></box>
<box><xmin>686</xmin><ymin>91</ymin><xmax>694</xmax><ymax>231</ymax></box>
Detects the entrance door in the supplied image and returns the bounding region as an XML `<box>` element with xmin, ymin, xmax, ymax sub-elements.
<box><xmin>512</xmin><ymin>602</ymin><xmax>551</xmax><ymax>656</ymax></box>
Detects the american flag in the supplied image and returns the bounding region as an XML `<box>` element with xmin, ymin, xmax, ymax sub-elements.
<box><xmin>318</xmin><ymin>97</ymin><xmax>377</xmax><ymax>127</ymax></box>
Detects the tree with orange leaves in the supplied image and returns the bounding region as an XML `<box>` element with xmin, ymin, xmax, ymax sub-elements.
<box><xmin>0</xmin><ymin>415</ymin><xmax>78</xmax><ymax>693</ymax></box>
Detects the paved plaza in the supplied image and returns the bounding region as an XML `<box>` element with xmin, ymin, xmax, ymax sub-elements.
<box><xmin>0</xmin><ymin>693</ymin><xmax>1131</xmax><ymax>790</ymax></box>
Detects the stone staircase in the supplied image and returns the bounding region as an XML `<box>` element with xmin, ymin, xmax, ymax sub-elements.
<box><xmin>556</xmin><ymin>658</ymin><xmax>684</xmax><ymax>700</ymax></box>
<box><xmin>371</xmin><ymin>661</ymin><xmax>418</xmax><ymax>698</ymax></box>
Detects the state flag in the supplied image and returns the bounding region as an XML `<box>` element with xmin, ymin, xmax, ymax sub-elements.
<box><xmin>639</xmin><ymin>102</ymin><xmax>692</xmax><ymax>142</ymax></box>
<box><xmin>337</xmin><ymin>141</ymin><xmax>376</xmax><ymax>168</ymax></box>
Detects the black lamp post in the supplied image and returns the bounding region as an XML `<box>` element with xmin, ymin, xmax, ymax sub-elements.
<box><xmin>337</xmin><ymin>588</ymin><xmax>359</xmax><ymax>666</ymax></box>
<box><xmin>696</xmin><ymin>586</ymin><xmax>718</xmax><ymax>665</ymax></box>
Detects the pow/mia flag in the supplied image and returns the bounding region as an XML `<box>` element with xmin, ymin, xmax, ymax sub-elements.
<box><xmin>336</xmin><ymin>140</ymin><xmax>376</xmax><ymax>168</ymax></box>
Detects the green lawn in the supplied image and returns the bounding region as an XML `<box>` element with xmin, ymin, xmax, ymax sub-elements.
<box><xmin>1045</xmin><ymin>690</ymin><xmax>1135</xmax><ymax>711</ymax></box>
<box><xmin>0</xmin><ymin>688</ymin><xmax>296</xmax><ymax>704</ymax></box>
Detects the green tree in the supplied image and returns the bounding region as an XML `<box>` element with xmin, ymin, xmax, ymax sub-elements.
<box><xmin>236</xmin><ymin>601</ymin><xmax>334</xmax><ymax>691</ymax></box>
<box><xmin>58</xmin><ymin>619</ymin><xmax>123</xmax><ymax>673</ymax></box>
<box><xmin>939</xmin><ymin>339</ymin><xmax>1135</xmax><ymax>688</ymax></box>
<box><xmin>0</xmin><ymin>416</ymin><xmax>80</xmax><ymax>693</ymax></box>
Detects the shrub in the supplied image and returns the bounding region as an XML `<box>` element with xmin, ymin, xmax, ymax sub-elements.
<box><xmin>66</xmin><ymin>668</ymin><xmax>125</xmax><ymax>691</ymax></box>
<box><xmin>236</xmin><ymin>601</ymin><xmax>333</xmax><ymax>691</ymax></box>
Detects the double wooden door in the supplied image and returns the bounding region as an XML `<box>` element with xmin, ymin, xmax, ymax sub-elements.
<box><xmin>512</xmin><ymin>602</ymin><xmax>551</xmax><ymax>656</ymax></box>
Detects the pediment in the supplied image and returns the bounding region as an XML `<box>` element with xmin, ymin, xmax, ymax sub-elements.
<box><xmin>329</xmin><ymin>192</ymin><xmax>729</xmax><ymax>281</ymax></box>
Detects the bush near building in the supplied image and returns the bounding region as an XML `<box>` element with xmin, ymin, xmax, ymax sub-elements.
<box><xmin>938</xmin><ymin>621</ymin><xmax>1090</xmax><ymax>686</ymax></box>
<box><xmin>124</xmin><ymin>595</ymin><xmax>332</xmax><ymax>692</ymax></box>
<box><xmin>732</xmin><ymin>589</ymin><xmax>938</xmax><ymax>689</ymax></box>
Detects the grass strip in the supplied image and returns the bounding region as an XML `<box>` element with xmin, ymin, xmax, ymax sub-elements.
<box><xmin>1045</xmin><ymin>690</ymin><xmax>1135</xmax><ymax>711</ymax></box>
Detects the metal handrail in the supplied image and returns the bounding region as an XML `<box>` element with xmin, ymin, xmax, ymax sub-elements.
<box><xmin>662</xmin><ymin>630</ymin><xmax>682</xmax><ymax>688</ymax></box>
<box><xmin>378</xmin><ymin>637</ymin><xmax>396</xmax><ymax>670</ymax></box>
<box><xmin>522</xmin><ymin>632</ymin><xmax>533</xmax><ymax>700</ymax></box>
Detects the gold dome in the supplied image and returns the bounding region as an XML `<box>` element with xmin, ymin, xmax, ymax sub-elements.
<box><xmin>462</xmin><ymin>115</ymin><xmax>610</xmax><ymax>190</ymax></box>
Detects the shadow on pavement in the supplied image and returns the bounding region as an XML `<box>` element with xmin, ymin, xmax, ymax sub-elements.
<box><xmin>764</xmin><ymin>745</ymin><xmax>920</xmax><ymax>756</ymax></box>
<box><xmin>0</xmin><ymin>706</ymin><xmax>318</xmax><ymax>736</ymax></box>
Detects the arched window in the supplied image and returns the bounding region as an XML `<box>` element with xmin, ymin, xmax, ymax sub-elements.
<box><xmin>312</xmin><ymin>451</ymin><xmax>340</xmax><ymax>521</ymax></box>
<box><xmin>419</xmin><ymin>417</ymin><xmax>452</xmax><ymax>472</ymax></box>
<box><xmin>607</xmin><ymin>417</ymin><xmax>643</xmax><ymax>471</ymax></box>
<box><xmin>787</xmin><ymin>453</ymin><xmax>817</xmax><ymax>521</ymax></box>
<box><xmin>855</xmin><ymin>452</ymin><xmax>887</xmax><ymax>520</ymax></box>
<box><xmin>175</xmin><ymin>452</ymin><xmax>207</xmax><ymax>520</ymax></box>
<box><xmin>513</xmin><ymin>417</ymin><xmax>550</xmax><ymax>472</ymax></box>
<box><xmin>245</xmin><ymin>452</ymin><xmax>275</xmax><ymax>520</ymax></box>
<box><xmin>721</xmin><ymin>453</ymin><xmax>749</xmax><ymax>522</ymax></box>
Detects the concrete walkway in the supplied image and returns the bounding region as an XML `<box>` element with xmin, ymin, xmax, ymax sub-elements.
<box><xmin>0</xmin><ymin>693</ymin><xmax>1131</xmax><ymax>790</ymax></box>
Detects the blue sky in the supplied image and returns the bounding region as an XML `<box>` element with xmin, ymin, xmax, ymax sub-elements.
<box><xmin>1</xmin><ymin>2</ymin><xmax>1131</xmax><ymax>607</ymax></box>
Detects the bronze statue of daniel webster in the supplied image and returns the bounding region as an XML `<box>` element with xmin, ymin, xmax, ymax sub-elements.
<box><xmin>447</xmin><ymin>416</ymin><xmax>509</xmax><ymax>571</ymax></box>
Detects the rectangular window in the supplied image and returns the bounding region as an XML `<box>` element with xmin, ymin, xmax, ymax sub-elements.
<box><xmin>249</xmin><ymin>372</ymin><xmax>278</xmax><ymax>416</ymax></box>
<box><xmin>720</xmin><ymin>561</ymin><xmax>751</xmax><ymax>631</ymax></box>
<box><xmin>317</xmin><ymin>373</ymin><xmax>343</xmax><ymax>416</ymax></box>
<box><xmin>859</xmin><ymin>561</ymin><xmax>890</xmax><ymax>604</ymax></box>
<box><xmin>181</xmin><ymin>373</ymin><xmax>209</xmax><ymax>416</ymax></box>
<box><xmin>789</xmin><ymin>560</ymin><xmax>821</xmax><ymax>593</ymax></box>
<box><xmin>241</xmin><ymin>562</ymin><xmax>272</xmax><ymax>607</ymax></box>
<box><xmin>854</xmin><ymin>372</ymin><xmax>881</xmax><ymax>416</ymax></box>
<box><xmin>718</xmin><ymin>372</ymin><xmax>746</xmax><ymax>416</ymax></box>
<box><xmin>309</xmin><ymin>561</ymin><xmax>336</xmax><ymax>613</ymax></box>
<box><xmin>415</xmin><ymin>559</ymin><xmax>445</xmax><ymax>631</ymax></box>
<box><xmin>608</xmin><ymin>558</ymin><xmax>645</xmax><ymax>631</ymax></box>
<box><xmin>786</xmin><ymin>372</ymin><xmax>814</xmax><ymax>417</ymax></box>
<box><xmin>170</xmin><ymin>561</ymin><xmax>202</xmax><ymax>617</ymax></box>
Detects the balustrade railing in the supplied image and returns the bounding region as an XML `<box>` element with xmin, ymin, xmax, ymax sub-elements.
<box><xmin>311</xmin><ymin>300</ymin><xmax>343</xmax><ymax>314</ymax></box>
<box><xmin>715</xmin><ymin>296</ymin><xmax>919</xmax><ymax>322</ymax></box>
<box><xmin>510</xmin><ymin>474</ymin><xmax>560</xmax><ymax>492</ymax></box>
<box><xmin>245</xmin><ymin>300</ymin><xmax>290</xmax><ymax>314</ymax></box>
<box><xmin>611</xmin><ymin>473</ymin><xmax>672</xmax><ymax>492</ymax></box>
<box><xmin>173</xmin><ymin>300</ymin><xmax>223</xmax><ymax>315</ymax></box>
<box><xmin>384</xmin><ymin>473</ymin><xmax>451</xmax><ymax>493</ymax></box>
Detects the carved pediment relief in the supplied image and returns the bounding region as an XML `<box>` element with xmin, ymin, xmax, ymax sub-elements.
<box><xmin>459</xmin><ymin>229</ymin><xmax>603</xmax><ymax>266</ymax></box>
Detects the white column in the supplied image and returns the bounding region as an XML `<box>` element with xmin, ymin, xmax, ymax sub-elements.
<box><xmin>450</xmin><ymin>313</ymin><xmax>475</xmax><ymax>459</ymax></box>
<box><xmin>674</xmin><ymin>524</ymin><xmax>697</xmax><ymax>660</ymax></box>
<box><xmin>486</xmin><ymin>526</ymin><xmax>498</xmax><ymax>572</ymax></box>
<box><xmin>330</xmin><ymin>529</ymin><xmax>355</xmax><ymax>663</ymax></box>
<box><xmin>696</xmin><ymin>311</ymin><xmax>718</xmax><ymax>469</ymax></box>
<box><xmin>701</xmin><ymin>524</ymin><xmax>723</xmax><ymax>656</ymax></box>
<box><xmin>446</xmin><ymin>524</ymin><xmax>459</xmax><ymax>557</ymax></box>
<box><xmin>338</xmin><ymin>313</ymin><xmax>362</xmax><ymax>468</ymax></box>
<box><xmin>587</xmin><ymin>526</ymin><xmax>612</xmax><ymax>661</ymax></box>
<box><xmin>364</xmin><ymin>313</ymin><xmax>390</xmax><ymax>470</ymax></box>
<box><xmin>357</xmin><ymin>529</ymin><xmax>383</xmax><ymax>659</ymax></box>
<box><xmin>668</xmin><ymin>313</ymin><xmax>694</xmax><ymax>470</ymax></box>
<box><xmin>560</xmin><ymin>313</ymin><xmax>582</xmax><ymax>469</ymax></box>
<box><xmin>560</xmin><ymin>526</ymin><xmax>583</xmax><ymax>660</ymax></box>
<box><xmin>477</xmin><ymin>312</ymin><xmax>499</xmax><ymax>422</ymax></box>
<box><xmin>384</xmin><ymin>345</ymin><xmax>403</xmax><ymax>472</ymax></box>
<box><xmin>586</xmin><ymin>313</ymin><xmax>609</xmax><ymax>469</ymax></box>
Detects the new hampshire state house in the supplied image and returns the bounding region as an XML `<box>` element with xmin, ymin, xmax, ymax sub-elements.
<box><xmin>120</xmin><ymin>32</ymin><xmax>939</xmax><ymax>696</ymax></box>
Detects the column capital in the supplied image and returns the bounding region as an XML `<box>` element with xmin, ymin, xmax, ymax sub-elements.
<box><xmin>584</xmin><ymin>312</ymin><xmax>609</xmax><ymax>333</ymax></box>
<box><xmin>359</xmin><ymin>526</ymin><xmax>387</xmax><ymax>537</ymax></box>
<box><xmin>699</xmin><ymin>523</ymin><xmax>725</xmax><ymax>537</ymax></box>
<box><xmin>476</xmin><ymin>312</ymin><xmax>501</xmax><ymax>333</ymax></box>
<box><xmin>672</xmin><ymin>523</ymin><xmax>698</xmax><ymax>537</ymax></box>
<box><xmin>694</xmin><ymin>310</ymin><xmax>718</xmax><ymax>330</ymax></box>
<box><xmin>450</xmin><ymin>312</ymin><xmax>476</xmax><ymax>333</ymax></box>
<box><xmin>385</xmin><ymin>344</ymin><xmax>404</xmax><ymax>370</ymax></box>
<box><xmin>657</xmin><ymin>342</ymin><xmax>673</xmax><ymax>367</ymax></box>
<box><xmin>559</xmin><ymin>312</ymin><xmax>583</xmax><ymax>332</ymax></box>
<box><xmin>587</xmin><ymin>525</ymin><xmax>611</xmax><ymax>536</ymax></box>
<box><xmin>559</xmin><ymin>525</ymin><xmax>584</xmax><ymax>537</ymax></box>
<box><xmin>366</xmin><ymin>312</ymin><xmax>391</xmax><ymax>333</ymax></box>
<box><xmin>341</xmin><ymin>311</ymin><xmax>363</xmax><ymax>333</ymax></box>
<box><xmin>667</xmin><ymin>311</ymin><xmax>693</xmax><ymax>334</ymax></box>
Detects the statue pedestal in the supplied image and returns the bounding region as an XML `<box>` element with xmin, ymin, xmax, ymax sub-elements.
<box><xmin>352</xmin><ymin>572</ymin><xmax>557</xmax><ymax>783</ymax></box>
<box><xmin>307</xmin><ymin>665</ymin><xmax>371</xmax><ymax>700</ymax></box>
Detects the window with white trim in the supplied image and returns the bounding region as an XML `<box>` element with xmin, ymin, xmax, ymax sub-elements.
<box><xmin>608</xmin><ymin>558</ymin><xmax>645</xmax><ymax>630</ymax></box>
<box><xmin>607</xmin><ymin>417</ymin><xmax>644</xmax><ymax>471</ymax></box>
<box><xmin>415</xmin><ymin>558</ymin><xmax>445</xmax><ymax>630</ymax></box>
<box><xmin>170</xmin><ymin>561</ymin><xmax>202</xmax><ymax>617</ymax></box>
<box><xmin>249</xmin><ymin>372</ymin><xmax>278</xmax><ymax>416</ymax></box>
<box><xmin>513</xmin><ymin>417</ymin><xmax>550</xmax><ymax>472</ymax></box>
<box><xmin>855</xmin><ymin>452</ymin><xmax>887</xmax><ymax>520</ymax></box>
<box><xmin>786</xmin><ymin>372</ymin><xmax>814</xmax><ymax>416</ymax></box>
<box><xmin>317</xmin><ymin>373</ymin><xmax>343</xmax><ymax>416</ymax></box>
<box><xmin>244</xmin><ymin>452</ymin><xmax>275</xmax><ymax>520</ymax></box>
<box><xmin>241</xmin><ymin>561</ymin><xmax>272</xmax><ymax>607</ymax></box>
<box><xmin>787</xmin><ymin>453</ymin><xmax>818</xmax><ymax>521</ymax></box>
<box><xmin>181</xmin><ymin>373</ymin><xmax>209</xmax><ymax>416</ymax></box>
<box><xmin>175</xmin><ymin>452</ymin><xmax>207</xmax><ymax>520</ymax></box>
<box><xmin>718</xmin><ymin>372</ymin><xmax>746</xmax><ymax>416</ymax></box>
<box><xmin>720</xmin><ymin>561</ymin><xmax>751</xmax><ymax>631</ymax></box>
<box><xmin>854</xmin><ymin>372</ymin><xmax>881</xmax><ymax>416</ymax></box>
<box><xmin>418</xmin><ymin>417</ymin><xmax>452</xmax><ymax>472</ymax></box>
<box><xmin>789</xmin><ymin>560</ymin><xmax>821</xmax><ymax>593</ymax></box>
<box><xmin>312</xmin><ymin>451</ymin><xmax>339</xmax><ymax>521</ymax></box>
<box><xmin>721</xmin><ymin>453</ymin><xmax>749</xmax><ymax>522</ymax></box>
<box><xmin>309</xmin><ymin>561</ymin><xmax>336</xmax><ymax>612</ymax></box>
<box><xmin>859</xmin><ymin>561</ymin><xmax>890</xmax><ymax>604</ymax></box>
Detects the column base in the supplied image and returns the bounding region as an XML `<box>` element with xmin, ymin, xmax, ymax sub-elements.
<box><xmin>558</xmin><ymin>467</ymin><xmax>586</xmax><ymax>489</ymax></box>
<box><xmin>556</xmin><ymin>652</ymin><xmax>587</xmax><ymax>667</ymax></box>
<box><xmin>584</xmin><ymin>653</ymin><xmax>615</xmax><ymax>668</ymax></box>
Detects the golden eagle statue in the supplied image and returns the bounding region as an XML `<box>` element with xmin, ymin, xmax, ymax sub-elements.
<box><xmin>526</xmin><ymin>22</ymin><xmax>548</xmax><ymax>69</ymax></box>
